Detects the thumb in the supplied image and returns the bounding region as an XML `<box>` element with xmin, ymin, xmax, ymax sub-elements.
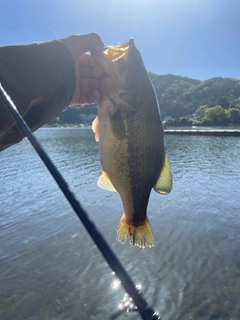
<box><xmin>60</xmin><ymin>33</ymin><xmax>105</xmax><ymax>63</ymax></box>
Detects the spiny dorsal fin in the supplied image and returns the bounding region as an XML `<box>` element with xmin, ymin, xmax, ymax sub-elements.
<box><xmin>97</xmin><ymin>171</ymin><xmax>117</xmax><ymax>192</ymax></box>
<box><xmin>154</xmin><ymin>155</ymin><xmax>172</xmax><ymax>195</ymax></box>
<box><xmin>92</xmin><ymin>116</ymin><xmax>99</xmax><ymax>142</ymax></box>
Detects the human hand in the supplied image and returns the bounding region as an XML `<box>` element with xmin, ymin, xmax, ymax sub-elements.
<box><xmin>70</xmin><ymin>53</ymin><xmax>112</xmax><ymax>104</ymax></box>
<box><xmin>60</xmin><ymin>33</ymin><xmax>112</xmax><ymax>104</ymax></box>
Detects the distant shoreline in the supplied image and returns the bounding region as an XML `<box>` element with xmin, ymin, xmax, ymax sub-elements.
<box><xmin>43</xmin><ymin>124</ymin><xmax>91</xmax><ymax>128</ymax></box>
<box><xmin>43</xmin><ymin>124</ymin><xmax>240</xmax><ymax>129</ymax></box>
<box><xmin>164</xmin><ymin>129</ymin><xmax>240</xmax><ymax>136</ymax></box>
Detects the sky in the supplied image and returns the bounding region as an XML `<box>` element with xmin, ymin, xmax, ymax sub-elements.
<box><xmin>1</xmin><ymin>0</ymin><xmax>240</xmax><ymax>80</ymax></box>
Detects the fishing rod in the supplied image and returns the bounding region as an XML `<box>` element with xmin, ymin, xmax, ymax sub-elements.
<box><xmin>0</xmin><ymin>84</ymin><xmax>160</xmax><ymax>320</ymax></box>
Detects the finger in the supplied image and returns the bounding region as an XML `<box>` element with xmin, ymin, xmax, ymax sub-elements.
<box><xmin>76</xmin><ymin>33</ymin><xmax>105</xmax><ymax>53</ymax></box>
<box><xmin>79</xmin><ymin>93</ymin><xmax>90</xmax><ymax>104</ymax></box>
<box><xmin>77</xmin><ymin>90</ymin><xmax>102</xmax><ymax>104</ymax></box>
<box><xmin>80</xmin><ymin>67</ymin><xmax>91</xmax><ymax>78</ymax></box>
<box><xmin>79</xmin><ymin>64</ymin><xmax>107</xmax><ymax>80</ymax></box>
<box><xmin>70</xmin><ymin>90</ymin><xmax>81</xmax><ymax>105</ymax></box>
<box><xmin>80</xmin><ymin>79</ymin><xmax>100</xmax><ymax>93</ymax></box>
<box><xmin>78</xmin><ymin>54</ymin><xmax>97</xmax><ymax>68</ymax></box>
<box><xmin>61</xmin><ymin>33</ymin><xmax>105</xmax><ymax>62</ymax></box>
<box><xmin>100</xmin><ymin>77</ymin><xmax>113</xmax><ymax>94</ymax></box>
<box><xmin>74</xmin><ymin>89</ymin><xmax>102</xmax><ymax>105</ymax></box>
<box><xmin>91</xmin><ymin>90</ymin><xmax>101</xmax><ymax>103</ymax></box>
<box><xmin>90</xmin><ymin>65</ymin><xmax>106</xmax><ymax>79</ymax></box>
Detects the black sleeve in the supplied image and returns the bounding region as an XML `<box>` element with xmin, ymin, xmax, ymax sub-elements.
<box><xmin>0</xmin><ymin>40</ymin><xmax>76</xmax><ymax>150</ymax></box>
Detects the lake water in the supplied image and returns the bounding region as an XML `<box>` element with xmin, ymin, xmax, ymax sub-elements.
<box><xmin>0</xmin><ymin>128</ymin><xmax>240</xmax><ymax>320</ymax></box>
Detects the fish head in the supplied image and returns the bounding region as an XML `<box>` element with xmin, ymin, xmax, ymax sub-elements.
<box><xmin>106</xmin><ymin>39</ymin><xmax>146</xmax><ymax>82</ymax></box>
<box><xmin>92</xmin><ymin>39</ymin><xmax>150</xmax><ymax>104</ymax></box>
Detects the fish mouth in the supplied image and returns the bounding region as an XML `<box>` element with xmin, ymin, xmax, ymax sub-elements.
<box><xmin>91</xmin><ymin>38</ymin><xmax>135</xmax><ymax>76</ymax></box>
<box><xmin>107</xmin><ymin>38</ymin><xmax>134</xmax><ymax>61</ymax></box>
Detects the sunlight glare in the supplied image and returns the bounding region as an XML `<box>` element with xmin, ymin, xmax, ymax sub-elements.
<box><xmin>111</xmin><ymin>279</ymin><xmax>121</xmax><ymax>289</ymax></box>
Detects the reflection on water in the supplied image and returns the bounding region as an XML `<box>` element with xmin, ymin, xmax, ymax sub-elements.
<box><xmin>0</xmin><ymin>128</ymin><xmax>240</xmax><ymax>319</ymax></box>
<box><xmin>111</xmin><ymin>279</ymin><xmax>121</xmax><ymax>290</ymax></box>
<box><xmin>118</xmin><ymin>284</ymin><xmax>142</xmax><ymax>312</ymax></box>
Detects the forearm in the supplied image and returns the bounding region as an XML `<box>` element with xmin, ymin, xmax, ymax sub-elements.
<box><xmin>0</xmin><ymin>40</ymin><xmax>76</xmax><ymax>138</ymax></box>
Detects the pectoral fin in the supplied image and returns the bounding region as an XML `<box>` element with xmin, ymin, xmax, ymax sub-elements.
<box><xmin>109</xmin><ymin>109</ymin><xmax>126</xmax><ymax>140</ymax></box>
<box><xmin>92</xmin><ymin>116</ymin><xmax>99</xmax><ymax>142</ymax></box>
<box><xmin>97</xmin><ymin>171</ymin><xmax>117</xmax><ymax>192</ymax></box>
<box><xmin>154</xmin><ymin>155</ymin><xmax>172</xmax><ymax>195</ymax></box>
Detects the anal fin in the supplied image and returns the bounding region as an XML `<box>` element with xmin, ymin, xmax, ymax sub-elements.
<box><xmin>97</xmin><ymin>171</ymin><xmax>117</xmax><ymax>192</ymax></box>
<box><xmin>154</xmin><ymin>155</ymin><xmax>172</xmax><ymax>195</ymax></box>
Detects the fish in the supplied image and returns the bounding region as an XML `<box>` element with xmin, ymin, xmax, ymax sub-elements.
<box><xmin>91</xmin><ymin>39</ymin><xmax>172</xmax><ymax>248</ymax></box>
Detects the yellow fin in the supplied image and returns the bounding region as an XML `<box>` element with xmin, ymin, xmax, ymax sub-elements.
<box><xmin>154</xmin><ymin>155</ymin><xmax>172</xmax><ymax>195</ymax></box>
<box><xmin>97</xmin><ymin>171</ymin><xmax>117</xmax><ymax>192</ymax></box>
<box><xmin>92</xmin><ymin>116</ymin><xmax>99</xmax><ymax>142</ymax></box>
<box><xmin>116</xmin><ymin>215</ymin><xmax>154</xmax><ymax>249</ymax></box>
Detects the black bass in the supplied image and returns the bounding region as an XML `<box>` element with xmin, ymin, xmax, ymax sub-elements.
<box><xmin>92</xmin><ymin>39</ymin><xmax>172</xmax><ymax>248</ymax></box>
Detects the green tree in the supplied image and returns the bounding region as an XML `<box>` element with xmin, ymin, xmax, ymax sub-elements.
<box><xmin>204</xmin><ymin>105</ymin><xmax>229</xmax><ymax>125</ymax></box>
<box><xmin>58</xmin><ymin>108</ymin><xmax>81</xmax><ymax>124</ymax></box>
<box><xmin>217</xmin><ymin>96</ymin><xmax>229</xmax><ymax>109</ymax></box>
<box><xmin>228</xmin><ymin>108</ymin><xmax>240</xmax><ymax>124</ymax></box>
<box><xmin>196</xmin><ymin>105</ymin><xmax>208</xmax><ymax>119</ymax></box>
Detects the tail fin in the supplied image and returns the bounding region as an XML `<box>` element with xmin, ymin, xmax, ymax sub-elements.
<box><xmin>116</xmin><ymin>215</ymin><xmax>154</xmax><ymax>248</ymax></box>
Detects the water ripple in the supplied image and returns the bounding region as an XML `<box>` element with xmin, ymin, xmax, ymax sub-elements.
<box><xmin>0</xmin><ymin>129</ymin><xmax>240</xmax><ymax>319</ymax></box>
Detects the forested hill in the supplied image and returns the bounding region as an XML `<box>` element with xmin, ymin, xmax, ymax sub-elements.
<box><xmin>49</xmin><ymin>73</ymin><xmax>240</xmax><ymax>125</ymax></box>
<box><xmin>149</xmin><ymin>73</ymin><xmax>240</xmax><ymax>118</ymax></box>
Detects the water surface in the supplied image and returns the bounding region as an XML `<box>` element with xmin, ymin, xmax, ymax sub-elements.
<box><xmin>0</xmin><ymin>128</ymin><xmax>240</xmax><ymax>320</ymax></box>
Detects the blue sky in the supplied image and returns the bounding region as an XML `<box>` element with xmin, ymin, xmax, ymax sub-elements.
<box><xmin>1</xmin><ymin>0</ymin><xmax>240</xmax><ymax>80</ymax></box>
